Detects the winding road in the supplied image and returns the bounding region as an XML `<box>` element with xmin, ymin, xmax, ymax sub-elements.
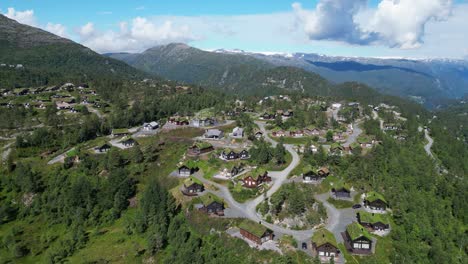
<box><xmin>423</xmin><ymin>128</ymin><xmax>435</xmax><ymax>159</ymax></box>
<box><xmin>194</xmin><ymin>121</ymin><xmax>361</xmax><ymax>247</ymax></box>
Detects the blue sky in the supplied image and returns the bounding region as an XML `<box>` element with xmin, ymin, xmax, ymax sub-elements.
<box><xmin>1</xmin><ymin>0</ymin><xmax>467</xmax><ymax>58</ymax></box>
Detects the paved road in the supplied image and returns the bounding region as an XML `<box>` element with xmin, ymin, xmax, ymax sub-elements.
<box><xmin>343</xmin><ymin>121</ymin><xmax>363</xmax><ymax>147</ymax></box>
<box><xmin>47</xmin><ymin>148</ymin><xmax>74</xmax><ymax>165</ymax></box>
<box><xmin>193</xmin><ymin>119</ymin><xmax>365</xmax><ymax>255</ymax></box>
<box><xmin>423</xmin><ymin>128</ymin><xmax>435</xmax><ymax>159</ymax></box>
<box><xmin>372</xmin><ymin>110</ymin><xmax>385</xmax><ymax>132</ymax></box>
<box><xmin>2</xmin><ymin>142</ymin><xmax>13</xmax><ymax>161</ymax></box>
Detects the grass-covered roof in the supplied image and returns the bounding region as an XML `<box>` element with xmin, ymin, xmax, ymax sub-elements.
<box><xmin>199</xmin><ymin>194</ymin><xmax>223</xmax><ymax>206</ymax></box>
<box><xmin>184</xmin><ymin>176</ymin><xmax>203</xmax><ymax>186</ymax></box>
<box><xmin>312</xmin><ymin>228</ymin><xmax>338</xmax><ymax>248</ymax></box>
<box><xmin>365</xmin><ymin>191</ymin><xmax>387</xmax><ymax>204</ymax></box>
<box><xmin>193</xmin><ymin>141</ymin><xmax>213</xmax><ymax>150</ymax></box>
<box><xmin>239</xmin><ymin>220</ymin><xmax>269</xmax><ymax>238</ymax></box>
<box><xmin>333</xmin><ymin>181</ymin><xmax>351</xmax><ymax>191</ymax></box>
<box><xmin>359</xmin><ymin>211</ymin><xmax>390</xmax><ymax>225</ymax></box>
<box><xmin>346</xmin><ymin>222</ymin><xmax>372</xmax><ymax>241</ymax></box>
<box><xmin>112</xmin><ymin>128</ymin><xmax>129</xmax><ymax>134</ymax></box>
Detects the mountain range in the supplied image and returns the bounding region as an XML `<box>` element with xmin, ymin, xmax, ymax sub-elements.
<box><xmin>107</xmin><ymin>44</ymin><xmax>468</xmax><ymax>108</ymax></box>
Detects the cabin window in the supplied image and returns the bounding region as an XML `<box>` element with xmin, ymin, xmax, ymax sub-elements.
<box><xmin>319</xmin><ymin>251</ymin><xmax>325</xmax><ymax>256</ymax></box>
<box><xmin>353</xmin><ymin>243</ymin><xmax>361</xmax><ymax>249</ymax></box>
<box><xmin>362</xmin><ymin>243</ymin><xmax>370</xmax><ymax>249</ymax></box>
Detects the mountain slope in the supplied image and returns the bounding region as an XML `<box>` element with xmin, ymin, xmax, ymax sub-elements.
<box><xmin>108</xmin><ymin>43</ymin><xmax>468</xmax><ymax>108</ymax></box>
<box><xmin>107</xmin><ymin>43</ymin><xmax>273</xmax><ymax>91</ymax></box>
<box><xmin>250</xmin><ymin>52</ymin><xmax>468</xmax><ymax>107</ymax></box>
<box><xmin>0</xmin><ymin>15</ymin><xmax>145</xmax><ymax>88</ymax></box>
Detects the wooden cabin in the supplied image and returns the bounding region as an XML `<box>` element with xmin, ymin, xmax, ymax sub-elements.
<box><xmin>317</xmin><ymin>167</ymin><xmax>330</xmax><ymax>177</ymax></box>
<box><xmin>182</xmin><ymin>177</ymin><xmax>204</xmax><ymax>196</ymax></box>
<box><xmin>199</xmin><ymin>195</ymin><xmax>225</xmax><ymax>216</ymax></box>
<box><xmin>331</xmin><ymin>183</ymin><xmax>351</xmax><ymax>199</ymax></box>
<box><xmin>242</xmin><ymin>172</ymin><xmax>271</xmax><ymax>188</ymax></box>
<box><xmin>95</xmin><ymin>143</ymin><xmax>111</xmax><ymax>153</ymax></box>
<box><xmin>364</xmin><ymin>192</ymin><xmax>388</xmax><ymax>211</ymax></box>
<box><xmin>303</xmin><ymin>170</ymin><xmax>320</xmax><ymax>182</ymax></box>
<box><xmin>187</xmin><ymin>142</ymin><xmax>214</xmax><ymax>156</ymax></box>
<box><xmin>344</xmin><ymin>222</ymin><xmax>373</xmax><ymax>254</ymax></box>
<box><xmin>221</xmin><ymin>149</ymin><xmax>239</xmax><ymax>160</ymax></box>
<box><xmin>178</xmin><ymin>165</ymin><xmax>198</xmax><ymax>177</ymax></box>
<box><xmin>312</xmin><ymin>228</ymin><xmax>340</xmax><ymax>258</ymax></box>
<box><xmin>120</xmin><ymin>138</ymin><xmax>136</xmax><ymax>147</ymax></box>
<box><xmin>239</xmin><ymin>220</ymin><xmax>273</xmax><ymax>245</ymax></box>
<box><xmin>357</xmin><ymin>212</ymin><xmax>390</xmax><ymax>231</ymax></box>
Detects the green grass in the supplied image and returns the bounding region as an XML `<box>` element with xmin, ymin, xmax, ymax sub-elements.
<box><xmin>276</xmin><ymin>136</ymin><xmax>315</xmax><ymax>145</ymax></box>
<box><xmin>263</xmin><ymin>151</ymin><xmax>292</xmax><ymax>171</ymax></box>
<box><xmin>67</xmin><ymin>209</ymin><xmax>147</xmax><ymax>263</ymax></box>
<box><xmin>326</xmin><ymin>197</ymin><xmax>355</xmax><ymax>209</ymax></box>
<box><xmin>229</xmin><ymin>182</ymin><xmax>260</xmax><ymax>203</ymax></box>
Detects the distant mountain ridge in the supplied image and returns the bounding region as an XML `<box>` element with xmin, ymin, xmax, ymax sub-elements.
<box><xmin>107</xmin><ymin>43</ymin><xmax>468</xmax><ymax>108</ymax></box>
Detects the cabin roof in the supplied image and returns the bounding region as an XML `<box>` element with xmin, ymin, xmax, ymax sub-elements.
<box><xmin>347</xmin><ymin>222</ymin><xmax>372</xmax><ymax>241</ymax></box>
<box><xmin>365</xmin><ymin>191</ymin><xmax>387</xmax><ymax>204</ymax></box>
<box><xmin>112</xmin><ymin>128</ymin><xmax>129</xmax><ymax>134</ymax></box>
<box><xmin>359</xmin><ymin>211</ymin><xmax>390</xmax><ymax>225</ymax></box>
<box><xmin>199</xmin><ymin>194</ymin><xmax>223</xmax><ymax>206</ymax></box>
<box><xmin>333</xmin><ymin>181</ymin><xmax>351</xmax><ymax>191</ymax></box>
<box><xmin>239</xmin><ymin>220</ymin><xmax>269</xmax><ymax>238</ymax></box>
<box><xmin>312</xmin><ymin>228</ymin><xmax>338</xmax><ymax>248</ymax></box>
<box><xmin>184</xmin><ymin>176</ymin><xmax>203</xmax><ymax>186</ymax></box>
<box><xmin>193</xmin><ymin>141</ymin><xmax>213</xmax><ymax>150</ymax></box>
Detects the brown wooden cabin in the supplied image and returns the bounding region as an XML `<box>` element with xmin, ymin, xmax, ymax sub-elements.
<box><xmin>239</xmin><ymin>220</ymin><xmax>273</xmax><ymax>245</ymax></box>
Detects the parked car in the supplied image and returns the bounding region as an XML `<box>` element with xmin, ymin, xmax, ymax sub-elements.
<box><xmin>302</xmin><ymin>242</ymin><xmax>307</xmax><ymax>249</ymax></box>
<box><xmin>352</xmin><ymin>204</ymin><xmax>362</xmax><ymax>209</ymax></box>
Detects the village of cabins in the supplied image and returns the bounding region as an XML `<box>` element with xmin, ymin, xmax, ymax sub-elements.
<box><xmin>7</xmin><ymin>87</ymin><xmax>407</xmax><ymax>263</ymax></box>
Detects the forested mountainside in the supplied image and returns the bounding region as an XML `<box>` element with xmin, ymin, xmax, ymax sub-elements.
<box><xmin>0</xmin><ymin>16</ymin><xmax>466</xmax><ymax>264</ymax></box>
<box><xmin>0</xmin><ymin>14</ymin><xmax>146</xmax><ymax>89</ymax></box>
<box><xmin>107</xmin><ymin>43</ymin><xmax>468</xmax><ymax>108</ymax></box>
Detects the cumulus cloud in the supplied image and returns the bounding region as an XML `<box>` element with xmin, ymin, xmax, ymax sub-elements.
<box><xmin>45</xmin><ymin>22</ymin><xmax>68</xmax><ymax>37</ymax></box>
<box><xmin>292</xmin><ymin>1</ymin><xmax>376</xmax><ymax>45</ymax></box>
<box><xmin>77</xmin><ymin>17</ymin><xmax>196</xmax><ymax>53</ymax></box>
<box><xmin>293</xmin><ymin>0</ymin><xmax>454</xmax><ymax>49</ymax></box>
<box><xmin>366</xmin><ymin>0</ymin><xmax>453</xmax><ymax>49</ymax></box>
<box><xmin>4</xmin><ymin>7</ymin><xmax>37</xmax><ymax>26</ymax></box>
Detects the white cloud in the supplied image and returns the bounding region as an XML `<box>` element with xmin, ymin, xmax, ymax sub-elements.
<box><xmin>292</xmin><ymin>1</ymin><xmax>376</xmax><ymax>45</ymax></box>
<box><xmin>4</xmin><ymin>7</ymin><xmax>37</xmax><ymax>26</ymax></box>
<box><xmin>293</xmin><ymin>0</ymin><xmax>454</xmax><ymax>49</ymax></box>
<box><xmin>45</xmin><ymin>22</ymin><xmax>68</xmax><ymax>37</ymax></box>
<box><xmin>77</xmin><ymin>17</ymin><xmax>196</xmax><ymax>53</ymax></box>
<box><xmin>365</xmin><ymin>0</ymin><xmax>453</xmax><ymax>49</ymax></box>
<box><xmin>3</xmin><ymin>7</ymin><xmax>70</xmax><ymax>38</ymax></box>
<box><xmin>79</xmin><ymin>22</ymin><xmax>95</xmax><ymax>37</ymax></box>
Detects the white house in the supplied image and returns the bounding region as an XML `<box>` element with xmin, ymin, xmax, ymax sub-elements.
<box><xmin>230</xmin><ymin>127</ymin><xmax>244</xmax><ymax>138</ymax></box>
<box><xmin>143</xmin><ymin>121</ymin><xmax>159</xmax><ymax>131</ymax></box>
